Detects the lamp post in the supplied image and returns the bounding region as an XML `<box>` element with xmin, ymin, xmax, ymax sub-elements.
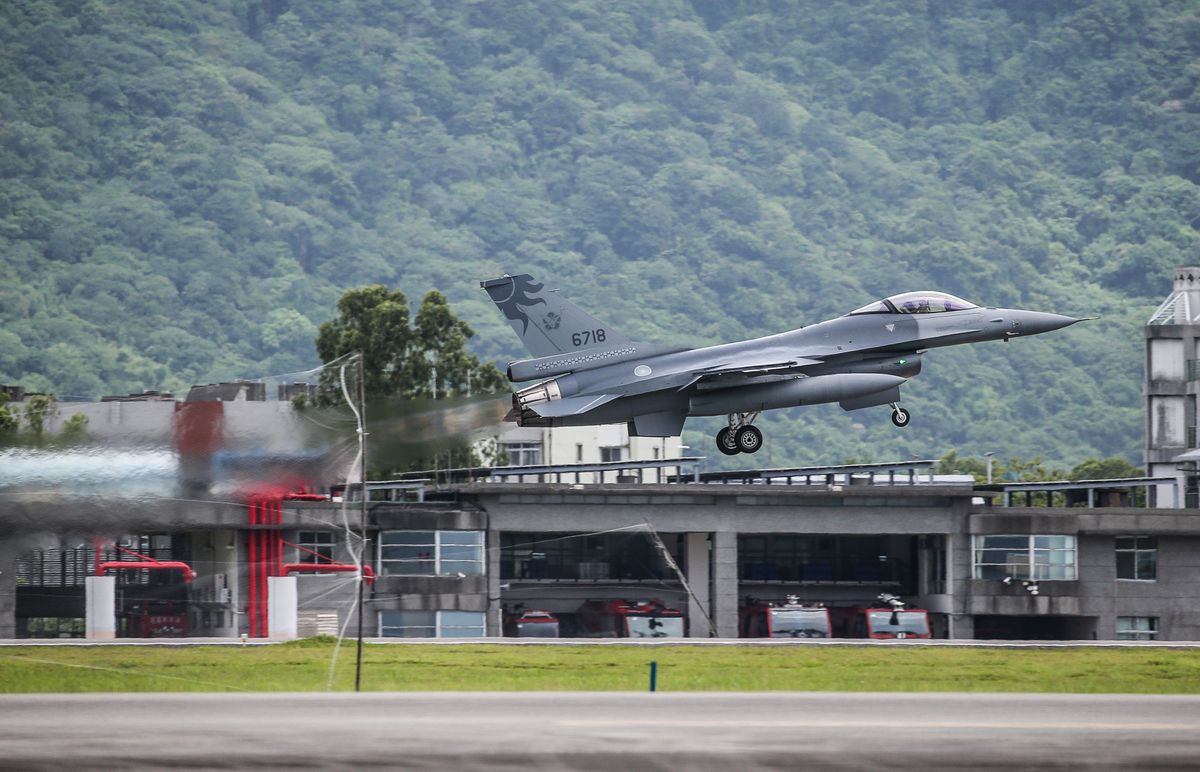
<box><xmin>984</xmin><ymin>452</ymin><xmax>994</xmax><ymax>484</ymax></box>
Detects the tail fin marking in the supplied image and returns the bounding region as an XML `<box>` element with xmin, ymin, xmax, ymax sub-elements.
<box><xmin>481</xmin><ymin>274</ymin><xmax>632</xmax><ymax>358</ymax></box>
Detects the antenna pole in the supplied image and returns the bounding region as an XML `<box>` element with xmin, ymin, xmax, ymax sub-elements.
<box><xmin>354</xmin><ymin>352</ymin><xmax>369</xmax><ymax>692</ymax></box>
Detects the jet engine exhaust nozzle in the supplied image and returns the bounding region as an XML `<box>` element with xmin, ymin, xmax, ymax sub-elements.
<box><xmin>514</xmin><ymin>379</ymin><xmax>562</xmax><ymax>410</ymax></box>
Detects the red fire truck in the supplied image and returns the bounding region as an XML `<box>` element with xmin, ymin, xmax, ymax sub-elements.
<box><xmin>125</xmin><ymin>601</ymin><xmax>190</xmax><ymax>638</ymax></box>
<box><xmin>739</xmin><ymin>597</ymin><xmax>832</xmax><ymax>638</ymax></box>
<box><xmin>847</xmin><ymin>594</ymin><xmax>931</xmax><ymax>639</ymax></box>
<box><xmin>503</xmin><ymin>608</ymin><xmax>561</xmax><ymax>638</ymax></box>
<box><xmin>576</xmin><ymin>599</ymin><xmax>685</xmax><ymax>638</ymax></box>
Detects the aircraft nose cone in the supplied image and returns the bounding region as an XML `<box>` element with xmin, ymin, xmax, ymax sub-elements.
<box><xmin>1009</xmin><ymin>310</ymin><xmax>1083</xmax><ymax>336</ymax></box>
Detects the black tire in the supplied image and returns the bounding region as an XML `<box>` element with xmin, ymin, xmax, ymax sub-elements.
<box><xmin>891</xmin><ymin>408</ymin><xmax>911</xmax><ymax>428</ymax></box>
<box><xmin>716</xmin><ymin>427</ymin><xmax>740</xmax><ymax>455</ymax></box>
<box><xmin>735</xmin><ymin>425</ymin><xmax>763</xmax><ymax>453</ymax></box>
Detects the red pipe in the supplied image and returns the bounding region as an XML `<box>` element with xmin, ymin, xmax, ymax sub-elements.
<box><xmin>273</xmin><ymin>499</ymin><xmax>279</xmax><ymax>577</ymax></box>
<box><xmin>260</xmin><ymin>499</ymin><xmax>266</xmax><ymax>637</ymax></box>
<box><xmin>247</xmin><ymin>494</ymin><xmax>290</xmax><ymax>637</ymax></box>
<box><xmin>281</xmin><ymin>563</ymin><xmax>375</xmax><ymax>585</ymax></box>
<box><xmin>249</xmin><ymin>498</ymin><xmax>259</xmax><ymax>638</ymax></box>
<box><xmin>99</xmin><ymin>561</ymin><xmax>196</xmax><ymax>583</ymax></box>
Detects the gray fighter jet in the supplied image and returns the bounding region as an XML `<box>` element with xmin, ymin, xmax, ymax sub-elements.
<box><xmin>481</xmin><ymin>274</ymin><xmax>1084</xmax><ymax>455</ymax></box>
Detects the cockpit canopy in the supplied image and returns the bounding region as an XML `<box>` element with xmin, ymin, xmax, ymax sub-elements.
<box><xmin>847</xmin><ymin>291</ymin><xmax>977</xmax><ymax>316</ymax></box>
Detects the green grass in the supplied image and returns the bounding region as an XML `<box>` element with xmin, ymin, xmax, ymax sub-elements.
<box><xmin>2</xmin><ymin>641</ymin><xmax>1200</xmax><ymax>694</ymax></box>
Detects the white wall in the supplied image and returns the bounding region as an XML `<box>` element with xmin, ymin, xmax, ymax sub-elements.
<box><xmin>1149</xmin><ymin>338</ymin><xmax>1185</xmax><ymax>381</ymax></box>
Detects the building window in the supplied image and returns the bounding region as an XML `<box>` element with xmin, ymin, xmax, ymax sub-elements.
<box><xmin>973</xmin><ymin>535</ymin><xmax>1077</xmax><ymax>580</ymax></box>
<box><xmin>600</xmin><ymin>446</ymin><xmax>625</xmax><ymax>462</ymax></box>
<box><xmin>379</xmin><ymin>531</ymin><xmax>484</xmax><ymax>577</ymax></box>
<box><xmin>925</xmin><ymin>536</ymin><xmax>947</xmax><ymax>595</ymax></box>
<box><xmin>501</xmin><ymin>442</ymin><xmax>542</xmax><ymax>466</ymax></box>
<box><xmin>1116</xmin><ymin>536</ymin><xmax>1157</xmax><ymax>581</ymax></box>
<box><xmin>1117</xmin><ymin>616</ymin><xmax>1158</xmax><ymax>640</ymax></box>
<box><xmin>379</xmin><ymin>610</ymin><xmax>486</xmax><ymax>638</ymax></box>
<box><xmin>296</xmin><ymin>532</ymin><xmax>335</xmax><ymax>564</ymax></box>
<box><xmin>501</xmin><ymin>531</ymin><xmax>678</xmax><ymax>581</ymax></box>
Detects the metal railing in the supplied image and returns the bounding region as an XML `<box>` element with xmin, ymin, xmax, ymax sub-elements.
<box><xmin>371</xmin><ymin>458</ymin><xmax>954</xmax><ymax>488</ymax></box>
<box><xmin>382</xmin><ymin>457</ymin><xmax>706</xmax><ymax>486</ymax></box>
<box><xmin>675</xmin><ymin>459</ymin><xmax>941</xmax><ymax>486</ymax></box>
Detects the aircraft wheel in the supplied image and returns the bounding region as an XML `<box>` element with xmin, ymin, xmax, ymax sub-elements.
<box><xmin>716</xmin><ymin>427</ymin><xmax>741</xmax><ymax>455</ymax></box>
<box><xmin>735</xmin><ymin>425</ymin><xmax>763</xmax><ymax>453</ymax></box>
<box><xmin>891</xmin><ymin>407</ymin><xmax>911</xmax><ymax>428</ymax></box>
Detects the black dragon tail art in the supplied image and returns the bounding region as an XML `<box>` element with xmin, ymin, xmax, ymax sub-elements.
<box><xmin>484</xmin><ymin>274</ymin><xmax>547</xmax><ymax>336</ymax></box>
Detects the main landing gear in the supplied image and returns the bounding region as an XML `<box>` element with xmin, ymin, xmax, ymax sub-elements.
<box><xmin>716</xmin><ymin>404</ymin><xmax>910</xmax><ymax>454</ymax></box>
<box><xmin>715</xmin><ymin>412</ymin><xmax>762</xmax><ymax>455</ymax></box>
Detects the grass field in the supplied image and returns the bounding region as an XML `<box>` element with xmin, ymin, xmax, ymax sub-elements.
<box><xmin>3</xmin><ymin>641</ymin><xmax>1200</xmax><ymax>694</ymax></box>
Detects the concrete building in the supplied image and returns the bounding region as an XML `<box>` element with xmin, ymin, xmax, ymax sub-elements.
<box><xmin>4</xmin><ymin>452</ymin><xmax>1198</xmax><ymax>641</ymax></box>
<box><xmin>4</xmin><ymin>262</ymin><xmax>1200</xmax><ymax>643</ymax></box>
<box><xmin>1146</xmin><ymin>265</ymin><xmax>1200</xmax><ymax>506</ymax></box>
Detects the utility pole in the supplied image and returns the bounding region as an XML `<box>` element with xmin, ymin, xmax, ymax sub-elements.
<box><xmin>354</xmin><ymin>352</ymin><xmax>369</xmax><ymax>692</ymax></box>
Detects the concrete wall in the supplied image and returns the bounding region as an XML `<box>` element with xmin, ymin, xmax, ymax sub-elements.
<box><xmin>495</xmin><ymin>424</ymin><xmax>681</xmax><ymax>482</ymax></box>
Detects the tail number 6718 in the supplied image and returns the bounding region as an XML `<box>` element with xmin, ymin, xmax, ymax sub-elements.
<box><xmin>572</xmin><ymin>329</ymin><xmax>607</xmax><ymax>347</ymax></box>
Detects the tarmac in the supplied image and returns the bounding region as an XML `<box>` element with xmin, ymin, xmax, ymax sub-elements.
<box><xmin>2</xmin><ymin>691</ymin><xmax>1199</xmax><ymax>769</ymax></box>
<box><xmin>4</xmin><ymin>636</ymin><xmax>1200</xmax><ymax>647</ymax></box>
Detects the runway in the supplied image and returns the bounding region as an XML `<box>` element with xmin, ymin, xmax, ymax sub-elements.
<box><xmin>3</xmin><ymin>691</ymin><xmax>1199</xmax><ymax>769</ymax></box>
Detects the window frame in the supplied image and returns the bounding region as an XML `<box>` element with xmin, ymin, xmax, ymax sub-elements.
<box><xmin>500</xmin><ymin>442</ymin><xmax>542</xmax><ymax>467</ymax></box>
<box><xmin>1115</xmin><ymin>536</ymin><xmax>1158</xmax><ymax>582</ymax></box>
<box><xmin>599</xmin><ymin>446</ymin><xmax>625</xmax><ymax>463</ymax></box>
<box><xmin>378</xmin><ymin>530</ymin><xmax>485</xmax><ymax>577</ymax></box>
<box><xmin>972</xmin><ymin>534</ymin><xmax>1078</xmax><ymax>581</ymax></box>
<box><xmin>378</xmin><ymin>609</ymin><xmax>486</xmax><ymax>638</ymax></box>
<box><xmin>1116</xmin><ymin>616</ymin><xmax>1158</xmax><ymax>641</ymax></box>
<box><xmin>296</xmin><ymin>531</ymin><xmax>336</xmax><ymax>565</ymax></box>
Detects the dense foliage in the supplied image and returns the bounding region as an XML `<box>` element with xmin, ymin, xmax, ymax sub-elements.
<box><xmin>3</xmin><ymin>0</ymin><xmax>1198</xmax><ymax>466</ymax></box>
<box><xmin>314</xmin><ymin>285</ymin><xmax>505</xmax><ymax>400</ymax></box>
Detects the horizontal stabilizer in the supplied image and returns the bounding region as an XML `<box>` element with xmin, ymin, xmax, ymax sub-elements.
<box><xmin>528</xmin><ymin>393</ymin><xmax>621</xmax><ymax>418</ymax></box>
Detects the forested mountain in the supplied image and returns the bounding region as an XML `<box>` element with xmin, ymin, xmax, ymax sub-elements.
<box><xmin>2</xmin><ymin>0</ymin><xmax>1198</xmax><ymax>466</ymax></box>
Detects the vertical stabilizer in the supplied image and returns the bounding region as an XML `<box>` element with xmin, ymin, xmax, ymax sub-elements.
<box><xmin>481</xmin><ymin>274</ymin><xmax>632</xmax><ymax>358</ymax></box>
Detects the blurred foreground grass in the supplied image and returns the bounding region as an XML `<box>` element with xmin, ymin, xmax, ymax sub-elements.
<box><xmin>2</xmin><ymin>640</ymin><xmax>1200</xmax><ymax>694</ymax></box>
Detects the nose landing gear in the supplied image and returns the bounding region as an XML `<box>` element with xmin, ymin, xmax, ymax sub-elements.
<box><xmin>890</xmin><ymin>403</ymin><xmax>911</xmax><ymax>428</ymax></box>
<box><xmin>715</xmin><ymin>412</ymin><xmax>762</xmax><ymax>455</ymax></box>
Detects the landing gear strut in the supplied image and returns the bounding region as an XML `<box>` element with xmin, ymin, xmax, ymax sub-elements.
<box><xmin>890</xmin><ymin>403</ymin><xmax>911</xmax><ymax>428</ymax></box>
<box><xmin>715</xmin><ymin>412</ymin><xmax>762</xmax><ymax>455</ymax></box>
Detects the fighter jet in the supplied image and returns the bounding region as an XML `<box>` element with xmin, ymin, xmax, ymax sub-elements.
<box><xmin>481</xmin><ymin>274</ymin><xmax>1084</xmax><ymax>455</ymax></box>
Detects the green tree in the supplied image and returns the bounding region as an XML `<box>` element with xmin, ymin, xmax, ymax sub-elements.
<box><xmin>1068</xmin><ymin>456</ymin><xmax>1143</xmax><ymax>481</ymax></box>
<box><xmin>59</xmin><ymin>412</ymin><xmax>89</xmax><ymax>444</ymax></box>
<box><xmin>315</xmin><ymin>285</ymin><xmax>505</xmax><ymax>401</ymax></box>
<box><xmin>22</xmin><ymin>394</ymin><xmax>58</xmax><ymax>440</ymax></box>
<box><xmin>0</xmin><ymin>393</ymin><xmax>18</xmax><ymax>443</ymax></box>
<box><xmin>409</xmin><ymin>290</ymin><xmax>506</xmax><ymax>399</ymax></box>
<box><xmin>315</xmin><ymin>285</ymin><xmax>413</xmax><ymax>399</ymax></box>
<box><xmin>314</xmin><ymin>285</ymin><xmax>508</xmax><ymax>473</ymax></box>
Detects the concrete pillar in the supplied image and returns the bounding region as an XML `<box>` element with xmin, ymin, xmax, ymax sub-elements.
<box><xmin>488</xmin><ymin>529</ymin><xmax>502</xmax><ymax>636</ymax></box>
<box><xmin>0</xmin><ymin>539</ymin><xmax>17</xmax><ymax>638</ymax></box>
<box><xmin>685</xmin><ymin>533</ymin><xmax>711</xmax><ymax>637</ymax></box>
<box><xmin>712</xmin><ymin>531</ymin><xmax>739</xmax><ymax>638</ymax></box>
<box><xmin>85</xmin><ymin>576</ymin><xmax>116</xmax><ymax>639</ymax></box>
<box><xmin>268</xmin><ymin>576</ymin><xmax>298</xmax><ymax>639</ymax></box>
